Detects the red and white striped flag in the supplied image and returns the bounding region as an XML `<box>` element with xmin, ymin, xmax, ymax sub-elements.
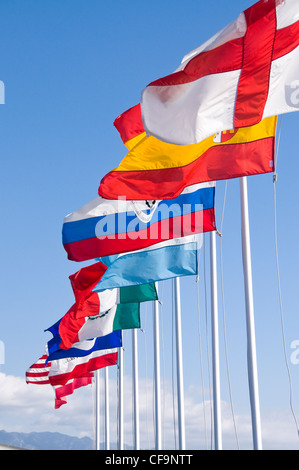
<box><xmin>26</xmin><ymin>351</ymin><xmax>95</xmax><ymax>408</ymax></box>
<box><xmin>141</xmin><ymin>0</ymin><xmax>299</xmax><ymax>145</ymax></box>
<box><xmin>26</xmin><ymin>353</ymin><xmax>51</xmax><ymax>385</ymax></box>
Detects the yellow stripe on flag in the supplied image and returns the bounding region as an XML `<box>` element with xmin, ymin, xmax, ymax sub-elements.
<box><xmin>114</xmin><ymin>116</ymin><xmax>277</xmax><ymax>172</ymax></box>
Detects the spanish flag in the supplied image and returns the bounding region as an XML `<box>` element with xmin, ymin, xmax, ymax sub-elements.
<box><xmin>99</xmin><ymin>104</ymin><xmax>276</xmax><ymax>201</ymax></box>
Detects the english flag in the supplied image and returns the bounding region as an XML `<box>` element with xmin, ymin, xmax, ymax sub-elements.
<box><xmin>141</xmin><ymin>0</ymin><xmax>299</xmax><ymax>145</ymax></box>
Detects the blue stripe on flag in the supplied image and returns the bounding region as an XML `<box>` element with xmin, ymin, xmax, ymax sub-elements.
<box><xmin>62</xmin><ymin>186</ymin><xmax>214</xmax><ymax>244</ymax></box>
<box><xmin>46</xmin><ymin>328</ymin><xmax>122</xmax><ymax>362</ymax></box>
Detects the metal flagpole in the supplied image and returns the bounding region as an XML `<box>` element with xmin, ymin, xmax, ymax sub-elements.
<box><xmin>96</xmin><ymin>369</ymin><xmax>100</xmax><ymax>450</ymax></box>
<box><xmin>173</xmin><ymin>276</ymin><xmax>186</xmax><ymax>450</ymax></box>
<box><xmin>132</xmin><ymin>328</ymin><xmax>140</xmax><ymax>450</ymax></box>
<box><xmin>118</xmin><ymin>346</ymin><xmax>124</xmax><ymax>450</ymax></box>
<box><xmin>153</xmin><ymin>282</ymin><xmax>162</xmax><ymax>450</ymax></box>
<box><xmin>210</xmin><ymin>230</ymin><xmax>222</xmax><ymax>450</ymax></box>
<box><xmin>104</xmin><ymin>367</ymin><xmax>110</xmax><ymax>450</ymax></box>
<box><xmin>239</xmin><ymin>176</ymin><xmax>263</xmax><ymax>450</ymax></box>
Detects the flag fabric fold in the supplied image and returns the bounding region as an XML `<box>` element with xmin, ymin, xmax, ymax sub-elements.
<box><xmin>53</xmin><ymin>376</ymin><xmax>93</xmax><ymax>409</ymax></box>
<box><xmin>141</xmin><ymin>0</ymin><xmax>299</xmax><ymax>145</ymax></box>
<box><xmin>99</xmin><ymin>104</ymin><xmax>276</xmax><ymax>200</ymax></box>
<box><xmin>63</xmin><ymin>182</ymin><xmax>215</xmax><ymax>262</ymax></box>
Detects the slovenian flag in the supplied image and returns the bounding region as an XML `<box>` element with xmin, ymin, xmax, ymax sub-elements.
<box><xmin>62</xmin><ymin>182</ymin><xmax>215</xmax><ymax>262</ymax></box>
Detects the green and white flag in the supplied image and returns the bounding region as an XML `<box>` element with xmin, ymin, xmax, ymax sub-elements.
<box><xmin>98</xmin><ymin>283</ymin><xmax>158</xmax><ymax>313</ymax></box>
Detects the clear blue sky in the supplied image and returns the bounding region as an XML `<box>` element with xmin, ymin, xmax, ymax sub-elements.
<box><xmin>0</xmin><ymin>0</ymin><xmax>299</xmax><ymax>450</ymax></box>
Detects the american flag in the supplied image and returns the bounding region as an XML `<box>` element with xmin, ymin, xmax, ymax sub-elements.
<box><xmin>26</xmin><ymin>352</ymin><xmax>50</xmax><ymax>385</ymax></box>
<box><xmin>25</xmin><ymin>351</ymin><xmax>94</xmax><ymax>408</ymax></box>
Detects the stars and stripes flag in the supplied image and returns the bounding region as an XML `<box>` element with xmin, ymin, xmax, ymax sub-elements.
<box><xmin>26</xmin><ymin>347</ymin><xmax>118</xmax><ymax>409</ymax></box>
<box><xmin>25</xmin><ymin>352</ymin><xmax>93</xmax><ymax>409</ymax></box>
<box><xmin>26</xmin><ymin>352</ymin><xmax>51</xmax><ymax>385</ymax></box>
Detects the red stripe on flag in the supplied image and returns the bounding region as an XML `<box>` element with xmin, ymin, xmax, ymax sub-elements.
<box><xmin>26</xmin><ymin>377</ymin><xmax>50</xmax><ymax>384</ymax></box>
<box><xmin>273</xmin><ymin>21</ymin><xmax>299</xmax><ymax>60</ymax></box>
<box><xmin>27</xmin><ymin>362</ymin><xmax>50</xmax><ymax>369</ymax></box>
<box><xmin>49</xmin><ymin>352</ymin><xmax>118</xmax><ymax>386</ymax></box>
<box><xmin>54</xmin><ymin>376</ymin><xmax>93</xmax><ymax>409</ymax></box>
<box><xmin>26</xmin><ymin>371</ymin><xmax>50</xmax><ymax>378</ymax></box>
<box><xmin>99</xmin><ymin>137</ymin><xmax>275</xmax><ymax>200</ymax></box>
<box><xmin>148</xmin><ymin>38</ymin><xmax>244</xmax><ymax>87</ymax></box>
<box><xmin>234</xmin><ymin>0</ymin><xmax>277</xmax><ymax>127</ymax></box>
<box><xmin>63</xmin><ymin>208</ymin><xmax>216</xmax><ymax>261</ymax></box>
<box><xmin>144</xmin><ymin>17</ymin><xmax>298</xmax><ymax>91</ymax></box>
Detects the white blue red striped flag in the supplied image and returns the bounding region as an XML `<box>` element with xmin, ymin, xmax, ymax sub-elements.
<box><xmin>62</xmin><ymin>182</ymin><xmax>215</xmax><ymax>262</ymax></box>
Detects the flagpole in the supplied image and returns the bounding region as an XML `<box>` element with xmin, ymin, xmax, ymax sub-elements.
<box><xmin>239</xmin><ymin>176</ymin><xmax>262</xmax><ymax>450</ymax></box>
<box><xmin>210</xmin><ymin>230</ymin><xmax>222</xmax><ymax>450</ymax></box>
<box><xmin>173</xmin><ymin>276</ymin><xmax>186</xmax><ymax>450</ymax></box>
<box><xmin>96</xmin><ymin>369</ymin><xmax>100</xmax><ymax>450</ymax></box>
<box><xmin>104</xmin><ymin>367</ymin><xmax>110</xmax><ymax>450</ymax></box>
<box><xmin>153</xmin><ymin>282</ymin><xmax>162</xmax><ymax>450</ymax></box>
<box><xmin>118</xmin><ymin>346</ymin><xmax>124</xmax><ymax>450</ymax></box>
<box><xmin>132</xmin><ymin>328</ymin><xmax>140</xmax><ymax>450</ymax></box>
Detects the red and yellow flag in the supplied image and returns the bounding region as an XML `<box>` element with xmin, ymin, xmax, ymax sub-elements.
<box><xmin>99</xmin><ymin>104</ymin><xmax>276</xmax><ymax>200</ymax></box>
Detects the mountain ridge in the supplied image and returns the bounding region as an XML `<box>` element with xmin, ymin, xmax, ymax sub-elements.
<box><xmin>0</xmin><ymin>429</ymin><xmax>94</xmax><ymax>450</ymax></box>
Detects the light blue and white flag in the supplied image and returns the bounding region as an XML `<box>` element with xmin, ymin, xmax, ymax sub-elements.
<box><xmin>94</xmin><ymin>234</ymin><xmax>200</xmax><ymax>292</ymax></box>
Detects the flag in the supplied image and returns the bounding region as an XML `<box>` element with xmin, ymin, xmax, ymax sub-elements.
<box><xmin>68</xmin><ymin>260</ymin><xmax>107</xmax><ymax>311</ymax></box>
<box><xmin>53</xmin><ymin>376</ymin><xmax>93</xmax><ymax>409</ymax></box>
<box><xmin>93</xmin><ymin>234</ymin><xmax>200</xmax><ymax>292</ymax></box>
<box><xmin>70</xmin><ymin>275</ymin><xmax>158</xmax><ymax>320</ymax></box>
<box><xmin>63</xmin><ymin>303</ymin><xmax>140</xmax><ymax>347</ymax></box>
<box><xmin>46</xmin><ymin>284</ymin><xmax>157</xmax><ymax>350</ymax></box>
<box><xmin>47</xmin><ymin>280</ymin><xmax>158</xmax><ymax>349</ymax></box>
<box><xmin>113</xmin><ymin>103</ymin><xmax>146</xmax><ymax>150</ymax></box>
<box><xmin>141</xmin><ymin>0</ymin><xmax>299</xmax><ymax>145</ymax></box>
<box><xmin>48</xmin><ymin>348</ymin><xmax>118</xmax><ymax>387</ymax></box>
<box><xmin>26</xmin><ymin>352</ymin><xmax>51</xmax><ymax>385</ymax></box>
<box><xmin>26</xmin><ymin>352</ymin><xmax>94</xmax><ymax>409</ymax></box>
<box><xmin>46</xmin><ymin>328</ymin><xmax>122</xmax><ymax>362</ymax></box>
<box><xmin>99</xmin><ymin>104</ymin><xmax>276</xmax><ymax>200</ymax></box>
<box><xmin>63</xmin><ymin>182</ymin><xmax>215</xmax><ymax>262</ymax></box>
